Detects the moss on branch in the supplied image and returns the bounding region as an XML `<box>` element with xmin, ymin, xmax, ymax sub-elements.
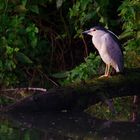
<box><xmin>2</xmin><ymin>68</ymin><xmax>140</xmax><ymax>113</ymax></box>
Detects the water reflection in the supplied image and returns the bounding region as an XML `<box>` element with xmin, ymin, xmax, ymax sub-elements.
<box><xmin>0</xmin><ymin>112</ymin><xmax>140</xmax><ymax>140</ymax></box>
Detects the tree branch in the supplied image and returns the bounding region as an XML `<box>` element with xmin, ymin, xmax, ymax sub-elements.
<box><xmin>2</xmin><ymin>68</ymin><xmax>140</xmax><ymax>113</ymax></box>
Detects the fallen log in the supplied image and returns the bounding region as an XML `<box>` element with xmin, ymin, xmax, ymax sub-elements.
<box><xmin>2</xmin><ymin>68</ymin><xmax>140</xmax><ymax>113</ymax></box>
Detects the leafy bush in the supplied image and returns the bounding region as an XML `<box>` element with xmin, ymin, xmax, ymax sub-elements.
<box><xmin>118</xmin><ymin>0</ymin><xmax>140</xmax><ymax>67</ymax></box>
<box><xmin>0</xmin><ymin>0</ymin><xmax>39</xmax><ymax>86</ymax></box>
<box><xmin>63</xmin><ymin>53</ymin><xmax>101</xmax><ymax>84</ymax></box>
<box><xmin>69</xmin><ymin>0</ymin><xmax>112</xmax><ymax>37</ymax></box>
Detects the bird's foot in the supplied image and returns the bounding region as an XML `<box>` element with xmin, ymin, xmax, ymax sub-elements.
<box><xmin>99</xmin><ymin>74</ymin><xmax>110</xmax><ymax>79</ymax></box>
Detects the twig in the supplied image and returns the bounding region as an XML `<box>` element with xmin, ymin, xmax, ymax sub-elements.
<box><xmin>81</xmin><ymin>35</ymin><xmax>88</xmax><ymax>57</ymax></box>
<box><xmin>0</xmin><ymin>87</ymin><xmax>47</xmax><ymax>93</ymax></box>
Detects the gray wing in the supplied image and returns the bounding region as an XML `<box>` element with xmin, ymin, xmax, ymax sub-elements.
<box><xmin>107</xmin><ymin>30</ymin><xmax>123</xmax><ymax>55</ymax></box>
<box><xmin>102</xmin><ymin>33</ymin><xmax>124</xmax><ymax>72</ymax></box>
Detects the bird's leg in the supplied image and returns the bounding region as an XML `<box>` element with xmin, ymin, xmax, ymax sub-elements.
<box><xmin>106</xmin><ymin>64</ymin><xmax>110</xmax><ymax>77</ymax></box>
<box><xmin>99</xmin><ymin>64</ymin><xmax>110</xmax><ymax>78</ymax></box>
<box><xmin>105</xmin><ymin>64</ymin><xmax>108</xmax><ymax>75</ymax></box>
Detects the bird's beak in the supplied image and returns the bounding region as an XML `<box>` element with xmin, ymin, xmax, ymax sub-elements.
<box><xmin>82</xmin><ymin>30</ymin><xmax>91</xmax><ymax>34</ymax></box>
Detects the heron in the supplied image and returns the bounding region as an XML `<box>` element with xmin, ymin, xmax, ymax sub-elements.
<box><xmin>83</xmin><ymin>26</ymin><xmax>124</xmax><ymax>77</ymax></box>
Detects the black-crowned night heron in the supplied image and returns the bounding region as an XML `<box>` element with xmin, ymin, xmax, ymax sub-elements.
<box><xmin>83</xmin><ymin>26</ymin><xmax>124</xmax><ymax>77</ymax></box>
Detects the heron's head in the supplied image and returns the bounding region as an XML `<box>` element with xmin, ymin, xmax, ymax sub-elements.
<box><xmin>83</xmin><ymin>26</ymin><xmax>107</xmax><ymax>36</ymax></box>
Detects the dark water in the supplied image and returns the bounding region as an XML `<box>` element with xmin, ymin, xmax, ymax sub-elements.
<box><xmin>0</xmin><ymin>112</ymin><xmax>140</xmax><ymax>140</ymax></box>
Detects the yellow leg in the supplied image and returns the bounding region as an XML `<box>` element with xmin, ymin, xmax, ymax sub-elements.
<box><xmin>99</xmin><ymin>64</ymin><xmax>111</xmax><ymax>78</ymax></box>
<box><xmin>106</xmin><ymin>64</ymin><xmax>110</xmax><ymax>77</ymax></box>
<box><xmin>105</xmin><ymin>64</ymin><xmax>108</xmax><ymax>75</ymax></box>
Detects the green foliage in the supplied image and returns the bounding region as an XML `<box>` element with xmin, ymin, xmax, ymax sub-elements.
<box><xmin>0</xmin><ymin>0</ymin><xmax>39</xmax><ymax>86</ymax></box>
<box><xmin>0</xmin><ymin>0</ymin><xmax>139</xmax><ymax>88</ymax></box>
<box><xmin>0</xmin><ymin>118</ymin><xmax>42</xmax><ymax>140</ymax></box>
<box><xmin>118</xmin><ymin>0</ymin><xmax>140</xmax><ymax>67</ymax></box>
<box><xmin>69</xmin><ymin>0</ymin><xmax>111</xmax><ymax>37</ymax></box>
<box><xmin>63</xmin><ymin>53</ymin><xmax>101</xmax><ymax>84</ymax></box>
<box><xmin>118</xmin><ymin>0</ymin><xmax>140</xmax><ymax>33</ymax></box>
<box><xmin>26</xmin><ymin>24</ymin><xmax>39</xmax><ymax>48</ymax></box>
<box><xmin>86</xmin><ymin>96</ymin><xmax>132</xmax><ymax>121</ymax></box>
<box><xmin>15</xmin><ymin>52</ymin><xmax>33</xmax><ymax>64</ymax></box>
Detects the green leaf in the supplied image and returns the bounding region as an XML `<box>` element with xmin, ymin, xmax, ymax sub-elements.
<box><xmin>24</xmin><ymin>131</ymin><xmax>30</xmax><ymax>140</ymax></box>
<box><xmin>30</xmin><ymin>38</ymin><xmax>37</xmax><ymax>47</ymax></box>
<box><xmin>21</xmin><ymin>0</ymin><xmax>27</xmax><ymax>6</ymax></box>
<box><xmin>0</xmin><ymin>0</ymin><xmax>4</xmax><ymax>10</ymax></box>
<box><xmin>16</xmin><ymin>52</ymin><xmax>33</xmax><ymax>64</ymax></box>
<box><xmin>29</xmin><ymin>5</ymin><xmax>39</xmax><ymax>14</ymax></box>
<box><xmin>119</xmin><ymin>31</ymin><xmax>133</xmax><ymax>40</ymax></box>
<box><xmin>15</xmin><ymin>5</ymin><xmax>27</xmax><ymax>13</ymax></box>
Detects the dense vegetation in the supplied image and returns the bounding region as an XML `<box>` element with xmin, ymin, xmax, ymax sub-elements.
<box><xmin>0</xmin><ymin>0</ymin><xmax>140</xmax><ymax>88</ymax></box>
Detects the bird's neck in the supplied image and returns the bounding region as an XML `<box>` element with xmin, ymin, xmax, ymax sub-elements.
<box><xmin>92</xmin><ymin>32</ymin><xmax>107</xmax><ymax>50</ymax></box>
